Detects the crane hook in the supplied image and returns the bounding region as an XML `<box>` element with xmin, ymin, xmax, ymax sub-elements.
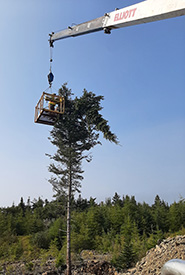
<box><xmin>48</xmin><ymin>71</ymin><xmax>54</xmax><ymax>87</ymax></box>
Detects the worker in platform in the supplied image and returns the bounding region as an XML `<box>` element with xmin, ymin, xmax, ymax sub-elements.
<box><xmin>48</xmin><ymin>93</ymin><xmax>56</xmax><ymax>111</ymax></box>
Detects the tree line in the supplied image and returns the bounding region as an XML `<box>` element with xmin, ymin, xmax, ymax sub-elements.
<box><xmin>0</xmin><ymin>193</ymin><xmax>184</xmax><ymax>270</ymax></box>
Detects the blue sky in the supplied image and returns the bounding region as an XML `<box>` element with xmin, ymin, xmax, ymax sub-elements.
<box><xmin>0</xmin><ymin>0</ymin><xmax>184</xmax><ymax>207</ymax></box>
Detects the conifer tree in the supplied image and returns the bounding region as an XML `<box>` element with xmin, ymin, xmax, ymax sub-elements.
<box><xmin>47</xmin><ymin>84</ymin><xmax>118</xmax><ymax>275</ymax></box>
<box><xmin>120</xmin><ymin>216</ymin><xmax>136</xmax><ymax>268</ymax></box>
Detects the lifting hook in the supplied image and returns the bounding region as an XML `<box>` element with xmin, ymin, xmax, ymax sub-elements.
<box><xmin>48</xmin><ymin>71</ymin><xmax>54</xmax><ymax>87</ymax></box>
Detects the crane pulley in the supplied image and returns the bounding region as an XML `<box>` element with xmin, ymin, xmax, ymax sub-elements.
<box><xmin>48</xmin><ymin>71</ymin><xmax>54</xmax><ymax>87</ymax></box>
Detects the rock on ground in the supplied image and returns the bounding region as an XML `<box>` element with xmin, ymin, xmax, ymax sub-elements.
<box><xmin>124</xmin><ymin>235</ymin><xmax>185</xmax><ymax>275</ymax></box>
<box><xmin>0</xmin><ymin>235</ymin><xmax>185</xmax><ymax>275</ymax></box>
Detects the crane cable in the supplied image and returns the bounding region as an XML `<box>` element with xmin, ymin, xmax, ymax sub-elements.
<box><xmin>50</xmin><ymin>46</ymin><xmax>53</xmax><ymax>71</ymax></box>
<box><xmin>47</xmin><ymin>45</ymin><xmax>54</xmax><ymax>88</ymax></box>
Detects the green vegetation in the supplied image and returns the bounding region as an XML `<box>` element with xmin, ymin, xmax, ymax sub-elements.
<box><xmin>0</xmin><ymin>194</ymin><xmax>184</xmax><ymax>271</ymax></box>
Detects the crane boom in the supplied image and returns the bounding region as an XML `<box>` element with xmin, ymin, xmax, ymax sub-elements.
<box><xmin>50</xmin><ymin>0</ymin><xmax>185</xmax><ymax>44</ymax></box>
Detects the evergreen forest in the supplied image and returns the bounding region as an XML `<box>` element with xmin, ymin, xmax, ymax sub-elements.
<box><xmin>0</xmin><ymin>193</ymin><xmax>185</xmax><ymax>270</ymax></box>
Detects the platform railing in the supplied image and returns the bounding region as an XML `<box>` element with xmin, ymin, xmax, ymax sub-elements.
<box><xmin>34</xmin><ymin>92</ymin><xmax>65</xmax><ymax>124</ymax></box>
<box><xmin>34</xmin><ymin>94</ymin><xmax>44</xmax><ymax>122</ymax></box>
<box><xmin>161</xmin><ymin>259</ymin><xmax>185</xmax><ymax>275</ymax></box>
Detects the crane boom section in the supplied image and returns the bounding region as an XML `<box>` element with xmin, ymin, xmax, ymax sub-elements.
<box><xmin>50</xmin><ymin>0</ymin><xmax>185</xmax><ymax>43</ymax></box>
<box><xmin>105</xmin><ymin>0</ymin><xmax>185</xmax><ymax>29</ymax></box>
<box><xmin>50</xmin><ymin>16</ymin><xmax>105</xmax><ymax>42</ymax></box>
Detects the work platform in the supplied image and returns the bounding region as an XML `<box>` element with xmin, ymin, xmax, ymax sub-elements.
<box><xmin>34</xmin><ymin>92</ymin><xmax>65</xmax><ymax>126</ymax></box>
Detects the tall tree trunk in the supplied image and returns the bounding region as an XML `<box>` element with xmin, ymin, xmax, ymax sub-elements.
<box><xmin>66</xmin><ymin>168</ymin><xmax>72</xmax><ymax>275</ymax></box>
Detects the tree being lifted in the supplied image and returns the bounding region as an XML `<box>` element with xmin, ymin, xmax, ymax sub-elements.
<box><xmin>47</xmin><ymin>84</ymin><xmax>118</xmax><ymax>275</ymax></box>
